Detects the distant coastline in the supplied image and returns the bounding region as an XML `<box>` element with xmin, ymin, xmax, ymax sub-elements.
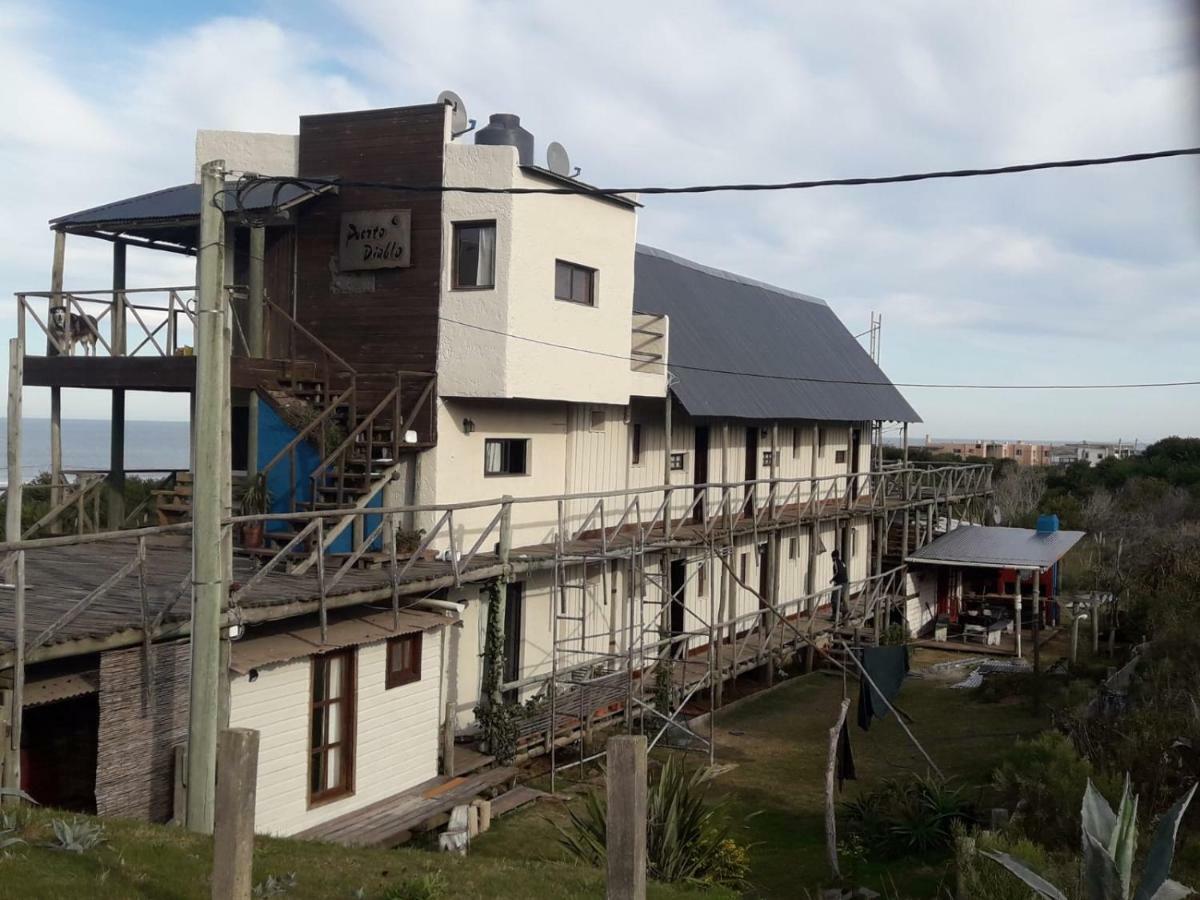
<box><xmin>0</xmin><ymin>418</ymin><xmax>191</xmax><ymax>485</ymax></box>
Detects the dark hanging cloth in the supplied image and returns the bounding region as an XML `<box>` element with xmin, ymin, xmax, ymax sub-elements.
<box><xmin>856</xmin><ymin>645</ymin><xmax>910</xmax><ymax>731</ymax></box>
<box><xmin>836</xmin><ymin>719</ymin><xmax>856</xmax><ymax>790</ymax></box>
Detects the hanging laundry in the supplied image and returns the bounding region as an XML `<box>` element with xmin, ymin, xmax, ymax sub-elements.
<box><xmin>836</xmin><ymin>719</ymin><xmax>856</xmax><ymax>790</ymax></box>
<box><xmin>856</xmin><ymin>645</ymin><xmax>909</xmax><ymax>731</ymax></box>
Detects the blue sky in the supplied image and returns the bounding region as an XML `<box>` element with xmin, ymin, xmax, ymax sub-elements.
<box><xmin>2</xmin><ymin>0</ymin><xmax>1198</xmax><ymax>443</ymax></box>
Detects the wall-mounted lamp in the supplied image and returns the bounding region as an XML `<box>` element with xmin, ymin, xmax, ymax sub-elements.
<box><xmin>462</xmin><ymin>418</ymin><xmax>476</xmax><ymax>435</ymax></box>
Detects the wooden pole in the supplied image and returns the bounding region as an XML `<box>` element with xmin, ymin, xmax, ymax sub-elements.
<box><xmin>49</xmin><ymin>230</ymin><xmax>66</xmax><ymax>531</ymax></box>
<box><xmin>246</xmin><ymin>226</ymin><xmax>265</xmax><ymax>477</ymax></box>
<box><xmin>211</xmin><ymin>728</ymin><xmax>259</xmax><ymax>900</ymax></box>
<box><xmin>6</xmin><ymin>340</ymin><xmax>23</xmax><ymax>546</ymax></box>
<box><xmin>606</xmin><ymin>735</ymin><xmax>647</xmax><ymax>900</ymax></box>
<box><xmin>1013</xmin><ymin>573</ymin><xmax>1023</xmax><ymax>659</ymax></box>
<box><xmin>825</xmin><ymin>697</ymin><xmax>851</xmax><ymax>879</ymax></box>
<box><xmin>108</xmin><ymin>241</ymin><xmax>127</xmax><ymax>529</ymax></box>
<box><xmin>3</xmin><ymin>341</ymin><xmax>23</xmax><ymax>800</ymax></box>
<box><xmin>1032</xmin><ymin>569</ymin><xmax>1041</xmax><ymax>712</ymax></box>
<box><xmin>187</xmin><ymin>159</ymin><xmax>227</xmax><ymax>834</ymax></box>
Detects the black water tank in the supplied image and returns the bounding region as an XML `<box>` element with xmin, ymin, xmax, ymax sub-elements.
<box><xmin>474</xmin><ymin>114</ymin><xmax>534</xmax><ymax>165</ymax></box>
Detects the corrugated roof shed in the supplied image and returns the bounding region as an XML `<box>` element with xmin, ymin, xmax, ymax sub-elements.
<box><xmin>632</xmin><ymin>245</ymin><xmax>920</xmax><ymax>423</ymax></box>
<box><xmin>906</xmin><ymin>525</ymin><xmax>1086</xmax><ymax>570</ymax></box>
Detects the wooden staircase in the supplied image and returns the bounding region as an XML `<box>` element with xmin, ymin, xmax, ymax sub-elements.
<box><xmin>255</xmin><ymin>370</ymin><xmax>436</xmax><ymax>571</ymax></box>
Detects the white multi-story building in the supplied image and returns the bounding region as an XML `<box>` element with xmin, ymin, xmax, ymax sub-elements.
<box><xmin>9</xmin><ymin>97</ymin><xmax>988</xmax><ymax>839</ymax></box>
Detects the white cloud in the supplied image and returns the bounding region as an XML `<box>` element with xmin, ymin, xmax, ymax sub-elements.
<box><xmin>1</xmin><ymin>0</ymin><xmax>1197</xmax><ymax>441</ymax></box>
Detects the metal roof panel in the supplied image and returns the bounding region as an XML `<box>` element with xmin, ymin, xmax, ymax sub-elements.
<box><xmin>632</xmin><ymin>245</ymin><xmax>921</xmax><ymax>422</ymax></box>
<box><xmin>906</xmin><ymin>525</ymin><xmax>1087</xmax><ymax>570</ymax></box>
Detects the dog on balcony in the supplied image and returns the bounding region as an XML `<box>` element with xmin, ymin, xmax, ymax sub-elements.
<box><xmin>49</xmin><ymin>306</ymin><xmax>99</xmax><ymax>356</ymax></box>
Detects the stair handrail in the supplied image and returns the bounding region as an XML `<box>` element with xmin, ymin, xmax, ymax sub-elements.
<box><xmin>259</xmin><ymin>381</ymin><xmax>358</xmax><ymax>481</ymax></box>
<box><xmin>308</xmin><ymin>377</ymin><xmax>401</xmax><ymax>492</ymax></box>
<box><xmin>261</xmin><ymin>295</ymin><xmax>357</xmax><ymax>380</ymax></box>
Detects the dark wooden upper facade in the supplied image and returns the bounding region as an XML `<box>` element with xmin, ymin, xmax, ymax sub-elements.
<box><xmin>293</xmin><ymin>104</ymin><xmax>446</xmax><ymax>382</ymax></box>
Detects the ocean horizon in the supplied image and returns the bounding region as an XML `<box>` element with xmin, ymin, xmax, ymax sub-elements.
<box><xmin>0</xmin><ymin>418</ymin><xmax>191</xmax><ymax>485</ymax></box>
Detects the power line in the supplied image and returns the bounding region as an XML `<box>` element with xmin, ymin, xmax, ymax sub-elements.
<box><xmin>232</xmin><ymin>146</ymin><xmax>1200</xmax><ymax>204</ymax></box>
<box><xmin>439</xmin><ymin>315</ymin><xmax>1200</xmax><ymax>391</ymax></box>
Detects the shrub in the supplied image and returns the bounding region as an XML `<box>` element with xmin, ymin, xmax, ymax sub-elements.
<box><xmin>957</xmin><ymin>828</ymin><xmax>1078</xmax><ymax>900</ymax></box>
<box><xmin>840</xmin><ymin>772</ymin><xmax>974</xmax><ymax>858</ymax></box>
<box><xmin>990</xmin><ymin>731</ymin><xmax>1097</xmax><ymax>849</ymax></box>
<box><xmin>557</xmin><ymin>753</ymin><xmax>753</xmax><ymax>889</ymax></box>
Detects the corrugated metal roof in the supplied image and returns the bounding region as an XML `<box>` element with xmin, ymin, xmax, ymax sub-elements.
<box><xmin>632</xmin><ymin>245</ymin><xmax>921</xmax><ymax>423</ymax></box>
<box><xmin>24</xmin><ymin>671</ymin><xmax>99</xmax><ymax>707</ymax></box>
<box><xmin>906</xmin><ymin>525</ymin><xmax>1087</xmax><ymax>570</ymax></box>
<box><xmin>229</xmin><ymin>608</ymin><xmax>452</xmax><ymax>675</ymax></box>
<box><xmin>50</xmin><ymin>178</ymin><xmax>333</xmax><ymax>229</ymax></box>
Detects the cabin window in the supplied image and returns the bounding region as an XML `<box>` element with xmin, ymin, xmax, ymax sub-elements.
<box><xmin>817</xmin><ymin>427</ymin><xmax>827</xmax><ymax>457</ymax></box>
<box><xmin>554</xmin><ymin>259</ymin><xmax>596</xmax><ymax>306</ymax></box>
<box><xmin>835</xmin><ymin>449</ymin><xmax>848</xmax><ymax>465</ymax></box>
<box><xmin>669</xmin><ymin>451</ymin><xmax>687</xmax><ymax>472</ymax></box>
<box><xmin>698</xmin><ymin>561</ymin><xmax>707</xmax><ymax>596</ymax></box>
<box><xmin>762</xmin><ymin>449</ymin><xmax>779</xmax><ymax>468</ymax></box>
<box><xmin>385</xmin><ymin>634</ymin><xmax>422</xmax><ymax>689</ymax></box>
<box><xmin>309</xmin><ymin>649</ymin><xmax>356</xmax><ymax>805</ymax></box>
<box><xmin>452</xmin><ymin>221</ymin><xmax>496</xmax><ymax>289</ymax></box>
<box><xmin>631</xmin><ymin>423</ymin><xmax>642</xmax><ymax>465</ymax></box>
<box><xmin>789</xmin><ymin>536</ymin><xmax>798</xmax><ymax>560</ymax></box>
<box><xmin>792</xmin><ymin>427</ymin><xmax>801</xmax><ymax>458</ymax></box>
<box><xmin>739</xmin><ymin>552</ymin><xmax>748</xmax><ymax>584</ymax></box>
<box><xmin>484</xmin><ymin>438</ymin><xmax>530</xmax><ymax>476</ymax></box>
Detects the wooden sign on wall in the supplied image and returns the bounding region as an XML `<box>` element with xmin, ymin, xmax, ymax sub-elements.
<box><xmin>338</xmin><ymin>209</ymin><xmax>412</xmax><ymax>270</ymax></box>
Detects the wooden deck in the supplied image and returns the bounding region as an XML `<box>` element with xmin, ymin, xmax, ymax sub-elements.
<box><xmin>0</xmin><ymin>472</ymin><xmax>986</xmax><ymax>660</ymax></box>
<box><xmin>296</xmin><ymin>766</ymin><xmax>519</xmax><ymax>848</ymax></box>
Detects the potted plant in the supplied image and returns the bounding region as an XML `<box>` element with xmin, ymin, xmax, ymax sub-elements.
<box><xmin>240</xmin><ymin>473</ymin><xmax>271</xmax><ymax>549</ymax></box>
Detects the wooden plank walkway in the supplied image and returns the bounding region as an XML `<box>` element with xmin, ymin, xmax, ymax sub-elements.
<box><xmin>296</xmin><ymin>766</ymin><xmax>518</xmax><ymax>848</ymax></box>
<box><xmin>0</xmin><ymin>478</ymin><xmax>981</xmax><ymax>657</ymax></box>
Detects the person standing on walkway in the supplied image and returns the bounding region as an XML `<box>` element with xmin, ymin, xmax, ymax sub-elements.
<box><xmin>830</xmin><ymin>549</ymin><xmax>849</xmax><ymax>625</ymax></box>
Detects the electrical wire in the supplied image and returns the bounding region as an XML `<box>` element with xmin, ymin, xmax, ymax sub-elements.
<box><xmin>227</xmin><ymin>146</ymin><xmax>1200</xmax><ymax>209</ymax></box>
<box><xmin>439</xmin><ymin>314</ymin><xmax>1200</xmax><ymax>391</ymax></box>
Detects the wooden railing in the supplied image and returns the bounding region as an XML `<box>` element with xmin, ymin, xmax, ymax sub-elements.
<box><xmin>16</xmin><ymin>287</ymin><xmax>199</xmax><ymax>358</ymax></box>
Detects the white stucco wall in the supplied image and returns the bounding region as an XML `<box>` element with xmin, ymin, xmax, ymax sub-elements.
<box><xmin>228</xmin><ymin>633</ymin><xmax>443</xmax><ymax>837</ymax></box>
<box><xmin>194</xmin><ymin>130</ymin><xmax>298</xmax><ymax>181</ymax></box>
<box><xmin>437</xmin><ymin>141</ymin><xmax>663</xmax><ymax>404</ymax></box>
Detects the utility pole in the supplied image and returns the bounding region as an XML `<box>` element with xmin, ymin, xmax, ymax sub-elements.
<box><xmin>187</xmin><ymin>159</ymin><xmax>227</xmax><ymax>834</ymax></box>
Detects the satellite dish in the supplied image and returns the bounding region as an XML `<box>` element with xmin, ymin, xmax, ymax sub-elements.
<box><xmin>546</xmin><ymin>141</ymin><xmax>571</xmax><ymax>176</ymax></box>
<box><xmin>437</xmin><ymin>90</ymin><xmax>471</xmax><ymax>135</ymax></box>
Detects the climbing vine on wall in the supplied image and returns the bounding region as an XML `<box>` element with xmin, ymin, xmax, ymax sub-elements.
<box><xmin>475</xmin><ymin>581</ymin><xmax>521</xmax><ymax>764</ymax></box>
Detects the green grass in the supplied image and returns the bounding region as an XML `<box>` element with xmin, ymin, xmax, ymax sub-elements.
<box><xmin>0</xmin><ymin>807</ymin><xmax>728</xmax><ymax>899</ymax></box>
<box><xmin>473</xmin><ymin>648</ymin><xmax>1054</xmax><ymax>898</ymax></box>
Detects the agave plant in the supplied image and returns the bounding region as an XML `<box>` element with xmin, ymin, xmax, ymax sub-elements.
<box><xmin>983</xmin><ymin>776</ymin><xmax>1197</xmax><ymax>900</ymax></box>
<box><xmin>48</xmin><ymin>816</ymin><xmax>106</xmax><ymax>853</ymax></box>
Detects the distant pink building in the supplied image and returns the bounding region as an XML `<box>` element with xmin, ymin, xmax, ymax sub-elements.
<box><xmin>926</xmin><ymin>438</ymin><xmax>1052</xmax><ymax>467</ymax></box>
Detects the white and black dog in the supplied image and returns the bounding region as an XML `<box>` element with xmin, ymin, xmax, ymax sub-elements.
<box><xmin>49</xmin><ymin>306</ymin><xmax>100</xmax><ymax>356</ymax></box>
